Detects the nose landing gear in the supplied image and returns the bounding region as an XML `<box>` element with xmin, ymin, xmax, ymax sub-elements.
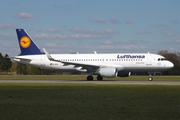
<box><xmin>148</xmin><ymin>77</ymin><xmax>153</xmax><ymax>81</ymax></box>
<box><xmin>148</xmin><ymin>73</ymin><xmax>153</xmax><ymax>81</ymax></box>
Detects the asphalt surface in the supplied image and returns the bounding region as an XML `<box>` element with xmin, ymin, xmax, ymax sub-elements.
<box><xmin>0</xmin><ymin>80</ymin><xmax>180</xmax><ymax>85</ymax></box>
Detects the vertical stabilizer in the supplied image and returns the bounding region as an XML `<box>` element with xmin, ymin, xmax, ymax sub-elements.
<box><xmin>16</xmin><ymin>29</ymin><xmax>44</xmax><ymax>55</ymax></box>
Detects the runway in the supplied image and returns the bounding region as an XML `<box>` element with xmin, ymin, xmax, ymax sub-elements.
<box><xmin>0</xmin><ymin>80</ymin><xmax>180</xmax><ymax>85</ymax></box>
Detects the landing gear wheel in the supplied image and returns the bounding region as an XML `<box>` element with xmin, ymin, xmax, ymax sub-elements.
<box><xmin>97</xmin><ymin>75</ymin><xmax>103</xmax><ymax>81</ymax></box>
<box><xmin>87</xmin><ymin>75</ymin><xmax>93</xmax><ymax>81</ymax></box>
<box><xmin>148</xmin><ymin>72</ymin><xmax>153</xmax><ymax>81</ymax></box>
<box><xmin>149</xmin><ymin>77</ymin><xmax>153</xmax><ymax>81</ymax></box>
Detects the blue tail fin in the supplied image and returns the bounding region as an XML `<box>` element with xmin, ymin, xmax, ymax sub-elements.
<box><xmin>16</xmin><ymin>29</ymin><xmax>44</xmax><ymax>55</ymax></box>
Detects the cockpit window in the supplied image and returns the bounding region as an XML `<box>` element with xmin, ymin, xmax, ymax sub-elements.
<box><xmin>158</xmin><ymin>58</ymin><xmax>167</xmax><ymax>61</ymax></box>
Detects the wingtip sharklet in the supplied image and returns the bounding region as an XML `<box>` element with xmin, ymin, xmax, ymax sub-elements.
<box><xmin>43</xmin><ymin>48</ymin><xmax>56</xmax><ymax>61</ymax></box>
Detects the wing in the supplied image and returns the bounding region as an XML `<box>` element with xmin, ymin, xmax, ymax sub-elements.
<box><xmin>43</xmin><ymin>48</ymin><xmax>99</xmax><ymax>73</ymax></box>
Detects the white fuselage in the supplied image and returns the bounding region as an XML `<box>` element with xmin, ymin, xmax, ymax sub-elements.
<box><xmin>13</xmin><ymin>53</ymin><xmax>174</xmax><ymax>73</ymax></box>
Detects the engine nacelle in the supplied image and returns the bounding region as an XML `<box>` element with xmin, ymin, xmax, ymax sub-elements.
<box><xmin>117</xmin><ymin>72</ymin><xmax>131</xmax><ymax>77</ymax></box>
<box><xmin>99</xmin><ymin>67</ymin><xmax>117</xmax><ymax>78</ymax></box>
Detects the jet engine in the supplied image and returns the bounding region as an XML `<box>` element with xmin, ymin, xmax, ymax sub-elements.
<box><xmin>98</xmin><ymin>67</ymin><xmax>118</xmax><ymax>78</ymax></box>
<box><xmin>117</xmin><ymin>72</ymin><xmax>131</xmax><ymax>77</ymax></box>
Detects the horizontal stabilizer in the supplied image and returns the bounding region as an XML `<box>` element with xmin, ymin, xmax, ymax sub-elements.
<box><xmin>12</xmin><ymin>57</ymin><xmax>32</xmax><ymax>64</ymax></box>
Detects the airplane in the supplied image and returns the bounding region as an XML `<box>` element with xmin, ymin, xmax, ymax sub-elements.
<box><xmin>12</xmin><ymin>29</ymin><xmax>174</xmax><ymax>81</ymax></box>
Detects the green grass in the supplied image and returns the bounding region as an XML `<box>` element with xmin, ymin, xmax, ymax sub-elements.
<box><xmin>0</xmin><ymin>75</ymin><xmax>180</xmax><ymax>81</ymax></box>
<box><xmin>0</xmin><ymin>84</ymin><xmax>180</xmax><ymax>120</ymax></box>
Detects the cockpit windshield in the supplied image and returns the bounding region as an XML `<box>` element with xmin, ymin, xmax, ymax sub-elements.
<box><xmin>158</xmin><ymin>58</ymin><xmax>167</xmax><ymax>61</ymax></box>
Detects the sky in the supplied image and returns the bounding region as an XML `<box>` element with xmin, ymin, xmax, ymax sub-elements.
<box><xmin>0</xmin><ymin>0</ymin><xmax>180</xmax><ymax>56</ymax></box>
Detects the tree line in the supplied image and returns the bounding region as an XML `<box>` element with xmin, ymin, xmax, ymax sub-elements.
<box><xmin>0</xmin><ymin>53</ymin><xmax>12</xmax><ymax>74</ymax></box>
<box><xmin>0</xmin><ymin>51</ymin><xmax>180</xmax><ymax>75</ymax></box>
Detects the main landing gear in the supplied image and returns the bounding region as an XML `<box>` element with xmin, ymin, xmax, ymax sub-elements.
<box><xmin>87</xmin><ymin>75</ymin><xmax>93</xmax><ymax>81</ymax></box>
<box><xmin>87</xmin><ymin>75</ymin><xmax>103</xmax><ymax>81</ymax></box>
<box><xmin>97</xmin><ymin>75</ymin><xmax>103</xmax><ymax>81</ymax></box>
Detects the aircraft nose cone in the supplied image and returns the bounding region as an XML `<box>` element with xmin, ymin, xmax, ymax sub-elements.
<box><xmin>168</xmin><ymin>62</ymin><xmax>174</xmax><ymax>68</ymax></box>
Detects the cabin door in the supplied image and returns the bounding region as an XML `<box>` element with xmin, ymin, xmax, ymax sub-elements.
<box><xmin>146</xmin><ymin>55</ymin><xmax>152</xmax><ymax>65</ymax></box>
<box><xmin>40</xmin><ymin>56</ymin><xmax>45</xmax><ymax>67</ymax></box>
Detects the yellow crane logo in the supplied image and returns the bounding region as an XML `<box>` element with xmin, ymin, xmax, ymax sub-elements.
<box><xmin>20</xmin><ymin>36</ymin><xmax>31</xmax><ymax>48</ymax></box>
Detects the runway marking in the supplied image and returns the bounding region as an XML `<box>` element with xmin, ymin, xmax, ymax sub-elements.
<box><xmin>0</xmin><ymin>80</ymin><xmax>180</xmax><ymax>85</ymax></box>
